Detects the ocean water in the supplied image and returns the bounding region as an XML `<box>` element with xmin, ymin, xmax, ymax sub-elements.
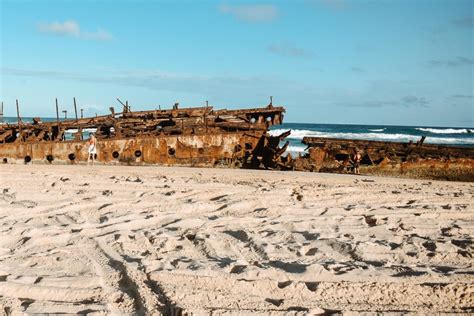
<box><xmin>2</xmin><ymin>117</ymin><xmax>473</xmax><ymax>151</ymax></box>
<box><xmin>270</xmin><ymin>123</ymin><xmax>474</xmax><ymax>154</ymax></box>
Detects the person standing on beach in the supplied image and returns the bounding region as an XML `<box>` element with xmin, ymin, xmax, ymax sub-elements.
<box><xmin>352</xmin><ymin>148</ymin><xmax>361</xmax><ymax>174</ymax></box>
<box><xmin>87</xmin><ymin>133</ymin><xmax>97</xmax><ymax>166</ymax></box>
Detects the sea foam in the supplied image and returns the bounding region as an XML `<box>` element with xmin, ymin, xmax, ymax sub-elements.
<box><xmin>269</xmin><ymin>129</ymin><xmax>474</xmax><ymax>145</ymax></box>
<box><xmin>415</xmin><ymin>128</ymin><xmax>471</xmax><ymax>134</ymax></box>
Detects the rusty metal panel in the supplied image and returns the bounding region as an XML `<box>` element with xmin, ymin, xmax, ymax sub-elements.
<box><xmin>284</xmin><ymin>136</ymin><xmax>474</xmax><ymax>181</ymax></box>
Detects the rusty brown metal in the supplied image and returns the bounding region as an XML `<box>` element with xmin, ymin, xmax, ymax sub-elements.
<box><xmin>282</xmin><ymin>136</ymin><xmax>474</xmax><ymax>181</ymax></box>
<box><xmin>0</xmin><ymin>102</ymin><xmax>289</xmax><ymax>169</ymax></box>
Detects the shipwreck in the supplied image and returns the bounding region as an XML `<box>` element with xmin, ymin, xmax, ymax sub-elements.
<box><xmin>0</xmin><ymin>98</ymin><xmax>473</xmax><ymax>181</ymax></box>
<box><xmin>0</xmin><ymin>99</ymin><xmax>290</xmax><ymax>169</ymax></box>
<box><xmin>283</xmin><ymin>136</ymin><xmax>474</xmax><ymax>181</ymax></box>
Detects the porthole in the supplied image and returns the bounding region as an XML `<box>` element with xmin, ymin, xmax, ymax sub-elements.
<box><xmin>2</xmin><ymin>158</ymin><xmax>7</xmax><ymax>164</ymax></box>
<box><xmin>24</xmin><ymin>155</ymin><xmax>32</xmax><ymax>163</ymax></box>
<box><xmin>134</xmin><ymin>150</ymin><xmax>142</xmax><ymax>158</ymax></box>
<box><xmin>112</xmin><ymin>151</ymin><xmax>120</xmax><ymax>159</ymax></box>
<box><xmin>46</xmin><ymin>155</ymin><xmax>54</xmax><ymax>162</ymax></box>
<box><xmin>68</xmin><ymin>153</ymin><xmax>76</xmax><ymax>161</ymax></box>
<box><xmin>168</xmin><ymin>148</ymin><xmax>176</xmax><ymax>156</ymax></box>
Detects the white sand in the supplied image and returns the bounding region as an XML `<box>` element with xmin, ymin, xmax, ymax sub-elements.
<box><xmin>0</xmin><ymin>165</ymin><xmax>472</xmax><ymax>314</ymax></box>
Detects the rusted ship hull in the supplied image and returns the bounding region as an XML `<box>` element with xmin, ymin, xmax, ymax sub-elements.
<box><xmin>0</xmin><ymin>131</ymin><xmax>274</xmax><ymax>167</ymax></box>
<box><xmin>285</xmin><ymin>136</ymin><xmax>474</xmax><ymax>181</ymax></box>
<box><xmin>0</xmin><ymin>102</ymin><xmax>290</xmax><ymax>169</ymax></box>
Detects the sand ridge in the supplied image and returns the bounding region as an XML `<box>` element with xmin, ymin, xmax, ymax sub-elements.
<box><xmin>0</xmin><ymin>165</ymin><xmax>473</xmax><ymax>314</ymax></box>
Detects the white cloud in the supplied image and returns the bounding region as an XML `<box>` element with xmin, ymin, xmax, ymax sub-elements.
<box><xmin>37</xmin><ymin>20</ymin><xmax>112</xmax><ymax>41</ymax></box>
<box><xmin>38</xmin><ymin>20</ymin><xmax>80</xmax><ymax>37</ymax></box>
<box><xmin>219</xmin><ymin>4</ymin><xmax>278</xmax><ymax>22</ymax></box>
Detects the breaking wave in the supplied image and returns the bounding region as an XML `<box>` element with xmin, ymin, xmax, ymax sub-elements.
<box><xmin>415</xmin><ymin>128</ymin><xmax>471</xmax><ymax>134</ymax></box>
<box><xmin>286</xmin><ymin>145</ymin><xmax>307</xmax><ymax>153</ymax></box>
<box><xmin>269</xmin><ymin>128</ymin><xmax>474</xmax><ymax>145</ymax></box>
<box><xmin>369</xmin><ymin>128</ymin><xmax>385</xmax><ymax>132</ymax></box>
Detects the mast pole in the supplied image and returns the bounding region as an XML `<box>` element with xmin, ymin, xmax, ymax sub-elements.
<box><xmin>73</xmin><ymin>97</ymin><xmax>78</xmax><ymax>121</ymax></box>
<box><xmin>16</xmin><ymin>99</ymin><xmax>22</xmax><ymax>141</ymax></box>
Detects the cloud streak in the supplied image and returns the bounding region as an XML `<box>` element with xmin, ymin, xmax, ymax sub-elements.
<box><xmin>338</xmin><ymin>95</ymin><xmax>429</xmax><ymax>108</ymax></box>
<box><xmin>451</xmin><ymin>94</ymin><xmax>474</xmax><ymax>99</ymax></box>
<box><xmin>452</xmin><ymin>17</ymin><xmax>474</xmax><ymax>28</ymax></box>
<box><xmin>305</xmin><ymin>0</ymin><xmax>346</xmax><ymax>10</ymax></box>
<box><xmin>37</xmin><ymin>20</ymin><xmax>112</xmax><ymax>41</ymax></box>
<box><xmin>267</xmin><ymin>43</ymin><xmax>314</xmax><ymax>59</ymax></box>
<box><xmin>401</xmin><ymin>95</ymin><xmax>429</xmax><ymax>108</ymax></box>
<box><xmin>1</xmin><ymin>67</ymin><xmax>296</xmax><ymax>102</ymax></box>
<box><xmin>219</xmin><ymin>4</ymin><xmax>279</xmax><ymax>22</ymax></box>
<box><xmin>428</xmin><ymin>56</ymin><xmax>474</xmax><ymax>67</ymax></box>
<box><xmin>350</xmin><ymin>67</ymin><xmax>365</xmax><ymax>73</ymax></box>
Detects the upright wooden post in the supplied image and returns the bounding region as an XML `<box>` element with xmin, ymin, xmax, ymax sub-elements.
<box><xmin>55</xmin><ymin>98</ymin><xmax>60</xmax><ymax>141</ymax></box>
<box><xmin>55</xmin><ymin>98</ymin><xmax>60</xmax><ymax>125</ymax></box>
<box><xmin>0</xmin><ymin>102</ymin><xmax>3</xmax><ymax>122</ymax></box>
<box><xmin>16</xmin><ymin>99</ymin><xmax>22</xmax><ymax>141</ymax></box>
<box><xmin>73</xmin><ymin>97</ymin><xmax>78</xmax><ymax>121</ymax></box>
<box><xmin>80</xmin><ymin>109</ymin><xmax>84</xmax><ymax>119</ymax></box>
<box><xmin>16</xmin><ymin>99</ymin><xmax>21</xmax><ymax>124</ymax></box>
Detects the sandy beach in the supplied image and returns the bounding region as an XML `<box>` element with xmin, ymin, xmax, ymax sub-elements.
<box><xmin>0</xmin><ymin>164</ymin><xmax>472</xmax><ymax>314</ymax></box>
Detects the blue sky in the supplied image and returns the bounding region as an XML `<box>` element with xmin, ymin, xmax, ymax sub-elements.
<box><xmin>0</xmin><ymin>0</ymin><xmax>472</xmax><ymax>127</ymax></box>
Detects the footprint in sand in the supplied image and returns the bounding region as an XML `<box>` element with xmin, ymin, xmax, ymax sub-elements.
<box><xmin>126</xmin><ymin>176</ymin><xmax>143</xmax><ymax>183</ymax></box>
<box><xmin>11</xmin><ymin>200</ymin><xmax>37</xmax><ymax>208</ymax></box>
<box><xmin>210</xmin><ymin>194</ymin><xmax>227</xmax><ymax>202</ymax></box>
<box><xmin>440</xmin><ymin>224</ymin><xmax>461</xmax><ymax>237</ymax></box>
<box><xmin>304</xmin><ymin>247</ymin><xmax>318</xmax><ymax>256</ymax></box>
<box><xmin>451</xmin><ymin>239</ymin><xmax>472</xmax><ymax>250</ymax></box>
<box><xmin>277</xmin><ymin>281</ymin><xmax>292</xmax><ymax>289</ymax></box>
<box><xmin>363</xmin><ymin>215</ymin><xmax>377</xmax><ymax>227</ymax></box>
<box><xmin>265</xmin><ymin>298</ymin><xmax>284</xmax><ymax>307</ymax></box>
<box><xmin>296</xmin><ymin>231</ymin><xmax>320</xmax><ymax>241</ymax></box>
<box><xmin>98</xmin><ymin>203</ymin><xmax>113</xmax><ymax>211</ymax></box>
<box><xmin>291</xmin><ymin>189</ymin><xmax>303</xmax><ymax>201</ymax></box>
<box><xmin>229</xmin><ymin>264</ymin><xmax>247</xmax><ymax>274</ymax></box>
<box><xmin>305</xmin><ymin>282</ymin><xmax>319</xmax><ymax>292</ymax></box>
<box><xmin>422</xmin><ymin>241</ymin><xmax>437</xmax><ymax>252</ymax></box>
<box><xmin>224</xmin><ymin>230</ymin><xmax>249</xmax><ymax>243</ymax></box>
